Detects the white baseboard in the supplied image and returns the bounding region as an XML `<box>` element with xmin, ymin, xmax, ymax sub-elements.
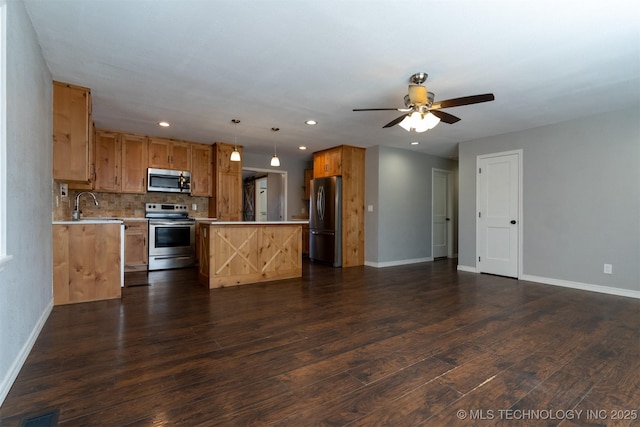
<box><xmin>457</xmin><ymin>264</ymin><xmax>477</xmax><ymax>273</ymax></box>
<box><xmin>520</xmin><ymin>274</ymin><xmax>640</xmax><ymax>299</ymax></box>
<box><xmin>0</xmin><ymin>298</ymin><xmax>53</xmax><ymax>406</ymax></box>
<box><xmin>365</xmin><ymin>257</ymin><xmax>433</xmax><ymax>268</ymax></box>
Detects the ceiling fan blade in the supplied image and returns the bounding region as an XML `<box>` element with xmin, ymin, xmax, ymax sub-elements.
<box><xmin>430</xmin><ymin>109</ymin><xmax>461</xmax><ymax>124</ymax></box>
<box><xmin>353</xmin><ymin>108</ymin><xmax>402</xmax><ymax>111</ymax></box>
<box><xmin>382</xmin><ymin>113</ymin><xmax>409</xmax><ymax>128</ymax></box>
<box><xmin>432</xmin><ymin>93</ymin><xmax>495</xmax><ymax>109</ymax></box>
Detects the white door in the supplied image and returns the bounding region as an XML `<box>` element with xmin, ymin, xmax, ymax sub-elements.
<box><xmin>255</xmin><ymin>177</ymin><xmax>268</xmax><ymax>221</ymax></box>
<box><xmin>432</xmin><ymin>169</ymin><xmax>451</xmax><ymax>259</ymax></box>
<box><xmin>477</xmin><ymin>151</ymin><xmax>521</xmax><ymax>277</ymax></box>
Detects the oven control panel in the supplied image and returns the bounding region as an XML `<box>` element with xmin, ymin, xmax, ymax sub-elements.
<box><xmin>145</xmin><ymin>203</ymin><xmax>189</xmax><ymax>214</ymax></box>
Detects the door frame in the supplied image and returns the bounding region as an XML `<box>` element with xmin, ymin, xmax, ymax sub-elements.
<box><xmin>432</xmin><ymin>168</ymin><xmax>453</xmax><ymax>259</ymax></box>
<box><xmin>475</xmin><ymin>149</ymin><xmax>523</xmax><ymax>278</ymax></box>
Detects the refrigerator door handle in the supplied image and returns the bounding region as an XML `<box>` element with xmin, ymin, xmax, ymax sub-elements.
<box><xmin>317</xmin><ymin>185</ymin><xmax>325</xmax><ymax>221</ymax></box>
<box><xmin>311</xmin><ymin>230</ymin><xmax>335</xmax><ymax>236</ymax></box>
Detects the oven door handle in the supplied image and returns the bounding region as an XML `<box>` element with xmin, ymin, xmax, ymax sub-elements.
<box><xmin>150</xmin><ymin>221</ymin><xmax>195</xmax><ymax>226</ymax></box>
<box><xmin>151</xmin><ymin>255</ymin><xmax>194</xmax><ymax>261</ymax></box>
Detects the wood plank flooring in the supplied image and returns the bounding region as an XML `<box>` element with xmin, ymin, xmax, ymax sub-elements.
<box><xmin>1</xmin><ymin>260</ymin><xmax>638</xmax><ymax>426</ymax></box>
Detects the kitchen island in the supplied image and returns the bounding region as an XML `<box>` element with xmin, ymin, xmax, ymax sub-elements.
<box><xmin>198</xmin><ymin>221</ymin><xmax>307</xmax><ymax>289</ymax></box>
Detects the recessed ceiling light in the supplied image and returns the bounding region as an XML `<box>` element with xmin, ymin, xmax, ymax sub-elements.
<box><xmin>158</xmin><ymin>121</ymin><xmax>170</xmax><ymax>127</ymax></box>
<box><xmin>299</xmin><ymin>146</ymin><xmax>307</xmax><ymax>150</ymax></box>
<box><xmin>411</xmin><ymin>141</ymin><xmax>419</xmax><ymax>145</ymax></box>
<box><xmin>305</xmin><ymin>120</ymin><xmax>317</xmax><ymax>125</ymax></box>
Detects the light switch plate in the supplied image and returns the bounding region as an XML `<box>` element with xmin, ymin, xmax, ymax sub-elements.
<box><xmin>367</xmin><ymin>205</ymin><xmax>374</xmax><ymax>212</ymax></box>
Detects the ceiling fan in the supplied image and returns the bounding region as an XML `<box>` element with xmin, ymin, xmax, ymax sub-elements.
<box><xmin>353</xmin><ymin>72</ymin><xmax>495</xmax><ymax>132</ymax></box>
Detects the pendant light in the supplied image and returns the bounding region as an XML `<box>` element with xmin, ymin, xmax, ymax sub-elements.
<box><xmin>230</xmin><ymin>119</ymin><xmax>241</xmax><ymax>162</ymax></box>
<box><xmin>270</xmin><ymin>127</ymin><xmax>280</xmax><ymax>167</ymax></box>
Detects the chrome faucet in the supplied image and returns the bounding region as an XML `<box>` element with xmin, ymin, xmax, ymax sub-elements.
<box><xmin>72</xmin><ymin>192</ymin><xmax>99</xmax><ymax>221</ymax></box>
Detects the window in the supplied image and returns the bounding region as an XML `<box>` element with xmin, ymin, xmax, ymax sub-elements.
<box><xmin>0</xmin><ymin>0</ymin><xmax>11</xmax><ymax>271</ymax></box>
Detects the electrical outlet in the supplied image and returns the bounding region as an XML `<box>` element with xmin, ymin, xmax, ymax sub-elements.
<box><xmin>604</xmin><ymin>264</ymin><xmax>613</xmax><ymax>274</ymax></box>
<box><xmin>60</xmin><ymin>183</ymin><xmax>68</xmax><ymax>197</ymax></box>
<box><xmin>191</xmin><ymin>203</ymin><xmax>197</xmax><ymax>211</ymax></box>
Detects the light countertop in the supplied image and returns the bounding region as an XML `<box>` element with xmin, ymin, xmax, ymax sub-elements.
<box><xmin>53</xmin><ymin>219</ymin><xmax>124</xmax><ymax>224</ymax></box>
<box><xmin>198</xmin><ymin>220</ymin><xmax>308</xmax><ymax>225</ymax></box>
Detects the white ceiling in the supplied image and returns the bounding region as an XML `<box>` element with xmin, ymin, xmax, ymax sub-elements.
<box><xmin>23</xmin><ymin>0</ymin><xmax>640</xmax><ymax>161</ymax></box>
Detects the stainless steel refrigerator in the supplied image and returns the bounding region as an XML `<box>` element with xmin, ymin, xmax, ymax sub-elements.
<box><xmin>309</xmin><ymin>176</ymin><xmax>342</xmax><ymax>267</ymax></box>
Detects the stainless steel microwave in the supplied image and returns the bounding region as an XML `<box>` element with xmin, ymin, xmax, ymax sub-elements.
<box><xmin>147</xmin><ymin>168</ymin><xmax>191</xmax><ymax>194</ymax></box>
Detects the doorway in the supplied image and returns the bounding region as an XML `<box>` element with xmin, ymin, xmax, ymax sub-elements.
<box><xmin>432</xmin><ymin>169</ymin><xmax>453</xmax><ymax>259</ymax></box>
<box><xmin>242</xmin><ymin>168</ymin><xmax>287</xmax><ymax>222</ymax></box>
<box><xmin>476</xmin><ymin>150</ymin><xmax>522</xmax><ymax>278</ymax></box>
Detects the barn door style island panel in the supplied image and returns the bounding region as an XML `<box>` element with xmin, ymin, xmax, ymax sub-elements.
<box><xmin>198</xmin><ymin>222</ymin><xmax>305</xmax><ymax>288</ymax></box>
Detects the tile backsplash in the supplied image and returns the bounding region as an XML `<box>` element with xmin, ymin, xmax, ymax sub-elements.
<box><xmin>53</xmin><ymin>181</ymin><xmax>210</xmax><ymax>221</ymax></box>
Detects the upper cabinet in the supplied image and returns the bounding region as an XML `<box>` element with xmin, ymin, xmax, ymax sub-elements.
<box><xmin>121</xmin><ymin>133</ymin><xmax>148</xmax><ymax>194</ymax></box>
<box><xmin>313</xmin><ymin>146</ymin><xmax>342</xmax><ymax>178</ymax></box>
<box><xmin>94</xmin><ymin>130</ymin><xmax>122</xmax><ymax>192</ymax></box>
<box><xmin>148</xmin><ymin>137</ymin><xmax>191</xmax><ymax>170</ymax></box>
<box><xmin>191</xmin><ymin>143</ymin><xmax>213</xmax><ymax>197</ymax></box>
<box><xmin>93</xmin><ymin>130</ymin><xmax>148</xmax><ymax>194</ymax></box>
<box><xmin>209</xmin><ymin>143</ymin><xmax>243</xmax><ymax>221</ymax></box>
<box><xmin>53</xmin><ymin>81</ymin><xmax>94</xmax><ymax>184</ymax></box>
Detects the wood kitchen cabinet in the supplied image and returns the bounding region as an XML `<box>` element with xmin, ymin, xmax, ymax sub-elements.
<box><xmin>94</xmin><ymin>130</ymin><xmax>121</xmax><ymax>192</ymax></box>
<box><xmin>121</xmin><ymin>133</ymin><xmax>148</xmax><ymax>193</ymax></box>
<box><xmin>304</xmin><ymin>168</ymin><xmax>313</xmax><ymax>200</ymax></box>
<box><xmin>312</xmin><ymin>145</ymin><xmax>366</xmax><ymax>267</ymax></box>
<box><xmin>53</xmin><ymin>223</ymin><xmax>122</xmax><ymax>305</ymax></box>
<box><xmin>191</xmin><ymin>143</ymin><xmax>212</xmax><ymax>197</ymax></box>
<box><xmin>209</xmin><ymin>142</ymin><xmax>243</xmax><ymax>221</ymax></box>
<box><xmin>313</xmin><ymin>146</ymin><xmax>342</xmax><ymax>178</ymax></box>
<box><xmin>148</xmin><ymin>137</ymin><xmax>191</xmax><ymax>170</ymax></box>
<box><xmin>53</xmin><ymin>81</ymin><xmax>95</xmax><ymax>185</ymax></box>
<box><xmin>93</xmin><ymin>130</ymin><xmax>148</xmax><ymax>194</ymax></box>
<box><xmin>124</xmin><ymin>220</ymin><xmax>148</xmax><ymax>272</ymax></box>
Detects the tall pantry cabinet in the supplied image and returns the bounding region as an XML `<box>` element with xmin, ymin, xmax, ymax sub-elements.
<box><xmin>209</xmin><ymin>142</ymin><xmax>243</xmax><ymax>221</ymax></box>
<box><xmin>313</xmin><ymin>145</ymin><xmax>366</xmax><ymax>267</ymax></box>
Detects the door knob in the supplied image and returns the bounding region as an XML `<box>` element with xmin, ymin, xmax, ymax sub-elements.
<box><xmin>510</xmin><ymin>220</ymin><xmax>517</xmax><ymax>224</ymax></box>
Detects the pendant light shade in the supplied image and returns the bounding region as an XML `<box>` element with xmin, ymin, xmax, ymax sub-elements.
<box><xmin>230</xmin><ymin>119</ymin><xmax>241</xmax><ymax>162</ymax></box>
<box><xmin>270</xmin><ymin>127</ymin><xmax>280</xmax><ymax>167</ymax></box>
<box><xmin>230</xmin><ymin>147</ymin><xmax>241</xmax><ymax>162</ymax></box>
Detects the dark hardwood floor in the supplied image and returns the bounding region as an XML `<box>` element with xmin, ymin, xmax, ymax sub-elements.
<box><xmin>1</xmin><ymin>260</ymin><xmax>638</xmax><ymax>426</ymax></box>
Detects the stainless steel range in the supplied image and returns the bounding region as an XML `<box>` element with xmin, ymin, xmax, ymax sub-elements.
<box><xmin>145</xmin><ymin>203</ymin><xmax>196</xmax><ymax>271</ymax></box>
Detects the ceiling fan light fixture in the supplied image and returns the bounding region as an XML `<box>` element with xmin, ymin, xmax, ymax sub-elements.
<box><xmin>398</xmin><ymin>111</ymin><xmax>440</xmax><ymax>133</ymax></box>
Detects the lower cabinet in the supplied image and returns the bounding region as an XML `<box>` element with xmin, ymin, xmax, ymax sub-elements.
<box><xmin>302</xmin><ymin>223</ymin><xmax>310</xmax><ymax>256</ymax></box>
<box><xmin>124</xmin><ymin>220</ymin><xmax>148</xmax><ymax>272</ymax></box>
<box><xmin>53</xmin><ymin>223</ymin><xmax>122</xmax><ymax>305</ymax></box>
